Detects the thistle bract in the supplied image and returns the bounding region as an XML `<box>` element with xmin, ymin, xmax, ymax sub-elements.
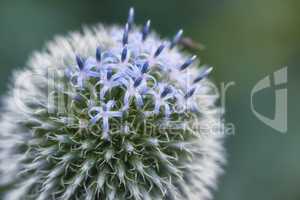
<box><xmin>0</xmin><ymin>8</ymin><xmax>225</xmax><ymax>200</ymax></box>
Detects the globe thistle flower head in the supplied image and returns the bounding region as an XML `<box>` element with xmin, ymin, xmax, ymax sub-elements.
<box><xmin>0</xmin><ymin>7</ymin><xmax>225</xmax><ymax>200</ymax></box>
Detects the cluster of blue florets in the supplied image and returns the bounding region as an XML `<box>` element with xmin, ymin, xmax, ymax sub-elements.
<box><xmin>64</xmin><ymin>8</ymin><xmax>212</xmax><ymax>141</ymax></box>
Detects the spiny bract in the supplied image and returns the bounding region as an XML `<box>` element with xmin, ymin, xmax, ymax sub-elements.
<box><xmin>0</xmin><ymin>8</ymin><xmax>225</xmax><ymax>200</ymax></box>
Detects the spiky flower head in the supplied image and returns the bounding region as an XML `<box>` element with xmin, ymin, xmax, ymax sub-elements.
<box><xmin>0</xmin><ymin>8</ymin><xmax>225</xmax><ymax>200</ymax></box>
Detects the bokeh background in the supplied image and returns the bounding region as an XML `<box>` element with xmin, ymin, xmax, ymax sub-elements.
<box><xmin>0</xmin><ymin>0</ymin><xmax>299</xmax><ymax>199</ymax></box>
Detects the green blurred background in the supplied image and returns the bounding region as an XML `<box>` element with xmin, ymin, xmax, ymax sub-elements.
<box><xmin>0</xmin><ymin>0</ymin><xmax>299</xmax><ymax>199</ymax></box>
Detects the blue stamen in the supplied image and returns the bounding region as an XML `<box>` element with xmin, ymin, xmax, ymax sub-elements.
<box><xmin>170</xmin><ymin>29</ymin><xmax>183</xmax><ymax>49</ymax></box>
<box><xmin>154</xmin><ymin>44</ymin><xmax>165</xmax><ymax>58</ymax></box>
<box><xmin>180</xmin><ymin>55</ymin><xmax>197</xmax><ymax>71</ymax></box>
<box><xmin>127</xmin><ymin>7</ymin><xmax>135</xmax><ymax>30</ymax></box>
<box><xmin>184</xmin><ymin>88</ymin><xmax>196</xmax><ymax>99</ymax></box>
<box><xmin>141</xmin><ymin>61</ymin><xmax>149</xmax><ymax>74</ymax></box>
<box><xmin>121</xmin><ymin>46</ymin><xmax>128</xmax><ymax>62</ymax></box>
<box><xmin>142</xmin><ymin>20</ymin><xmax>151</xmax><ymax>41</ymax></box>
<box><xmin>193</xmin><ymin>67</ymin><xmax>213</xmax><ymax>83</ymax></box>
<box><xmin>134</xmin><ymin>77</ymin><xmax>143</xmax><ymax>87</ymax></box>
<box><xmin>107</xmin><ymin>69</ymin><xmax>113</xmax><ymax>80</ymax></box>
<box><xmin>96</xmin><ymin>47</ymin><xmax>101</xmax><ymax>63</ymax></box>
<box><xmin>76</xmin><ymin>55</ymin><xmax>84</xmax><ymax>70</ymax></box>
<box><xmin>123</xmin><ymin>23</ymin><xmax>129</xmax><ymax>46</ymax></box>
<box><xmin>161</xmin><ymin>86</ymin><xmax>172</xmax><ymax>98</ymax></box>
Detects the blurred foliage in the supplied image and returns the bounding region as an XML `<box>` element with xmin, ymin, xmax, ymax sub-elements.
<box><xmin>0</xmin><ymin>0</ymin><xmax>299</xmax><ymax>199</ymax></box>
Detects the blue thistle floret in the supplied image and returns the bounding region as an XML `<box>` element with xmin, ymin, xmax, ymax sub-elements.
<box><xmin>0</xmin><ymin>7</ymin><xmax>225</xmax><ymax>200</ymax></box>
